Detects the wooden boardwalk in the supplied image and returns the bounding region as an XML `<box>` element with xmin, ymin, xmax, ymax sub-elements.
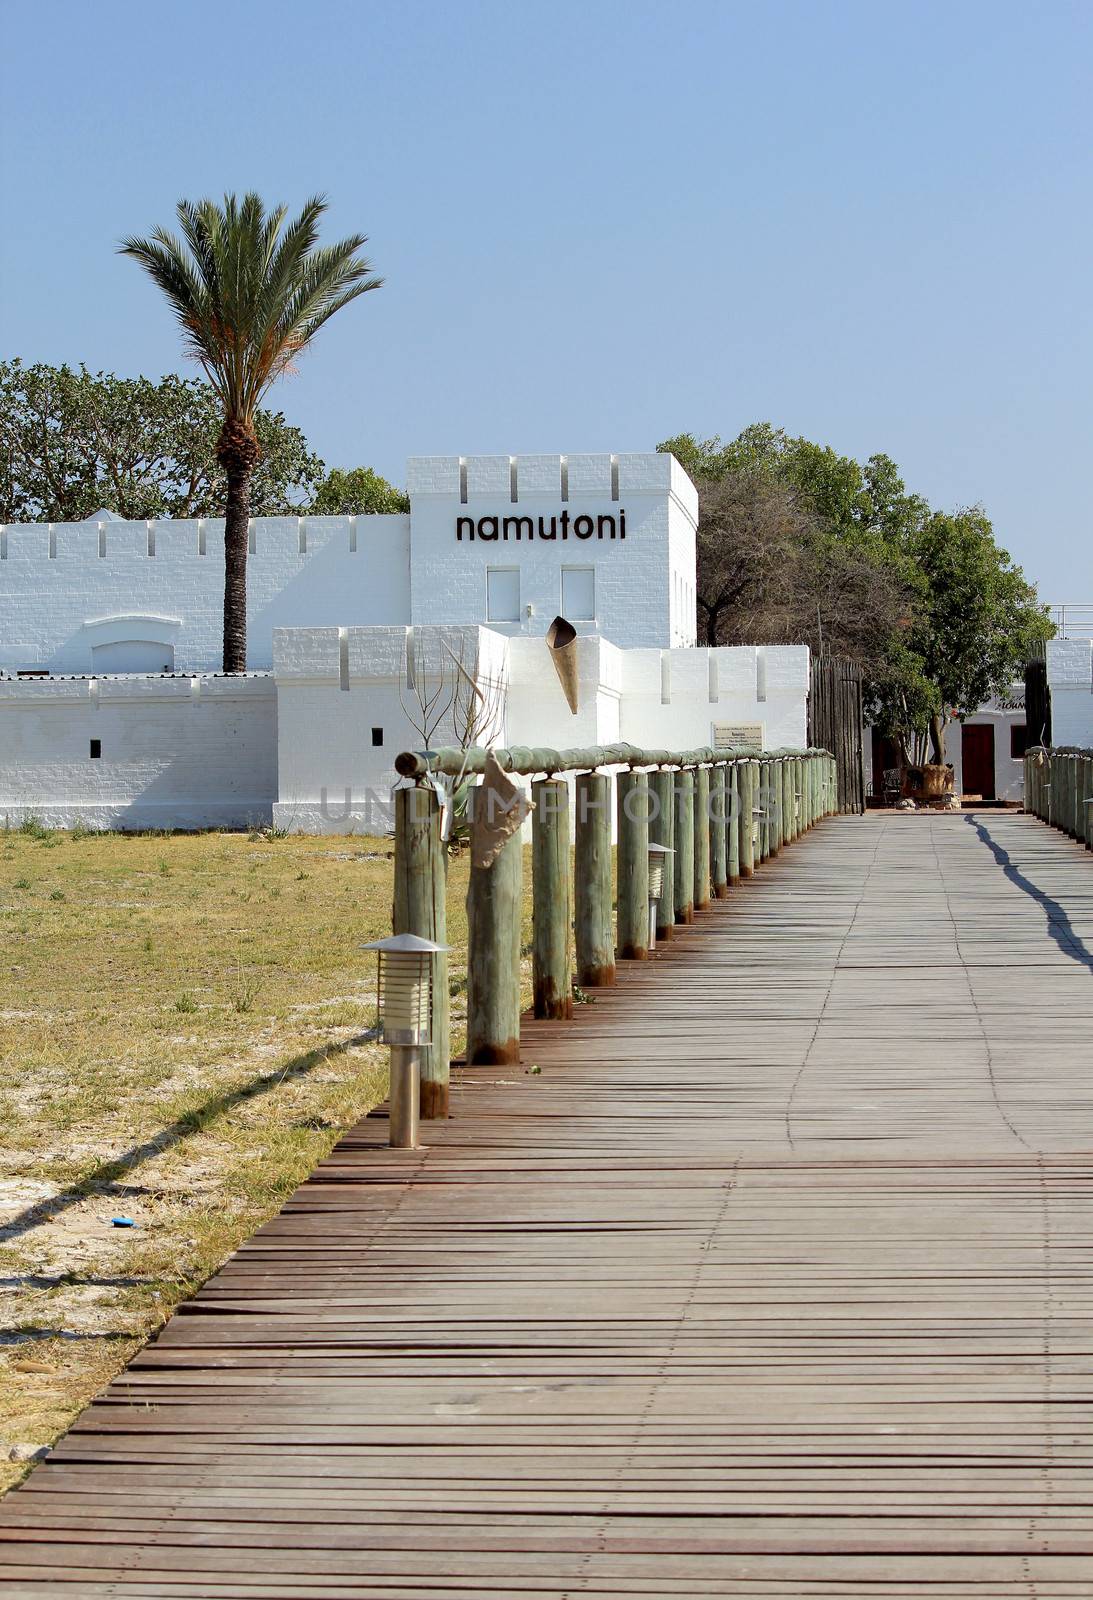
<box><xmin>2</xmin><ymin>810</ymin><xmax>1093</xmax><ymax>1597</ymax></box>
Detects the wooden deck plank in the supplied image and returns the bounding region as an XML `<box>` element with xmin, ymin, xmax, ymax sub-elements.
<box><xmin>2</xmin><ymin>811</ymin><xmax>1092</xmax><ymax>1595</ymax></box>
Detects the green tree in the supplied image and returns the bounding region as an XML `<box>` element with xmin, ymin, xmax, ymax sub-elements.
<box><xmin>660</xmin><ymin>426</ymin><xmax>1052</xmax><ymax>769</ymax></box>
<box><xmin>661</xmin><ymin>429</ymin><xmax>923</xmax><ymax>664</ymax></box>
<box><xmin>890</xmin><ymin>508</ymin><xmax>1053</xmax><ymax>763</ymax></box>
<box><xmin>659</xmin><ymin>426</ymin><xmax>928</xmax><ymax>544</ymax></box>
<box><xmin>310</xmin><ymin>465</ymin><xmax>409</xmax><ymax>515</ymax></box>
<box><xmin>121</xmin><ymin>193</ymin><xmax>381</xmax><ymax>671</ymax></box>
<box><xmin>0</xmin><ymin>360</ymin><xmax>324</xmax><ymax>522</ymax></box>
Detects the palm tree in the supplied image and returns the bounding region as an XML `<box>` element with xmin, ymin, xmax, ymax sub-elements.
<box><xmin>121</xmin><ymin>193</ymin><xmax>381</xmax><ymax>671</ymax></box>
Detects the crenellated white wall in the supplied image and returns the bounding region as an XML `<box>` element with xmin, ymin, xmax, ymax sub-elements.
<box><xmin>405</xmin><ymin>452</ymin><xmax>696</xmax><ymax>649</ymax></box>
<box><xmin>619</xmin><ymin>644</ymin><xmax>809</xmax><ymax>752</ymax></box>
<box><xmin>0</xmin><ymin>452</ymin><xmax>697</xmax><ymax>676</ymax></box>
<box><xmin>0</xmin><ymin>514</ymin><xmax>410</xmax><ymax>675</ymax></box>
<box><xmin>271</xmin><ymin>626</ymin><xmax>809</xmax><ymax>835</ymax></box>
<box><xmin>272</xmin><ymin>625</ymin><xmax>511</xmax><ymax>833</ymax></box>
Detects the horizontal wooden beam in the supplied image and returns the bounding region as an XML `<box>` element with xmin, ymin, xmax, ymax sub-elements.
<box><xmin>394</xmin><ymin>743</ymin><xmax>829</xmax><ymax>779</ymax></box>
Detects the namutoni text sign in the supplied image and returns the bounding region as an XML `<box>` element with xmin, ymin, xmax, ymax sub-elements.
<box><xmin>456</xmin><ymin>510</ymin><xmax>627</xmax><ymax>542</ymax></box>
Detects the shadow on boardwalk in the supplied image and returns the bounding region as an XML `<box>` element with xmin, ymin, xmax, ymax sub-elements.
<box><xmin>964</xmin><ymin>811</ymin><xmax>1093</xmax><ymax>971</ymax></box>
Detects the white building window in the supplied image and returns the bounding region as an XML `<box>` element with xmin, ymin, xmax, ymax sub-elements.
<box><xmin>486</xmin><ymin>567</ymin><xmax>520</xmax><ymax>623</ymax></box>
<box><xmin>561</xmin><ymin>566</ymin><xmax>595</xmax><ymax>621</ymax></box>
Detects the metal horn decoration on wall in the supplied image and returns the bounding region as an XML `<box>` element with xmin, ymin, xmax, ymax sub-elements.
<box><xmin>545</xmin><ymin>615</ymin><xmax>579</xmax><ymax>715</ymax></box>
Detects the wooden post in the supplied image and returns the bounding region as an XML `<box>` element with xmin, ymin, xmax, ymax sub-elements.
<box><xmin>1085</xmin><ymin>755</ymin><xmax>1093</xmax><ymax>851</ymax></box>
<box><xmin>531</xmin><ymin>778</ymin><xmax>572</xmax><ymax>1019</ymax></box>
<box><xmin>466</xmin><ymin>782</ymin><xmax>524</xmax><ymax>1065</ymax></box>
<box><xmin>673</xmin><ymin>768</ymin><xmax>695</xmax><ymax>924</ymax></box>
<box><xmin>616</xmin><ymin>770</ymin><xmax>650</xmax><ymax>959</ymax></box>
<box><xmin>1075</xmin><ymin>755</ymin><xmax>1084</xmax><ymax>840</ymax></box>
<box><xmin>709</xmin><ymin>764</ymin><xmax>729</xmax><ymax>898</ymax></box>
<box><xmin>693</xmin><ymin>765</ymin><xmax>712</xmax><ymax>910</ymax></box>
<box><xmin>575</xmin><ymin>771</ymin><xmax>615</xmax><ymax>986</ymax></box>
<box><xmin>393</xmin><ymin>784</ymin><xmax>450</xmax><ymax>1119</ymax></box>
<box><xmin>782</xmin><ymin>758</ymin><xmax>795</xmax><ymax>846</ymax></box>
<box><xmin>738</xmin><ymin>760</ymin><xmax>754</xmax><ymax>878</ymax></box>
<box><xmin>650</xmin><ymin>769</ymin><xmax>675</xmax><ymax>940</ymax></box>
<box><xmin>727</xmin><ymin>763</ymin><xmax>742</xmax><ymax>883</ymax></box>
<box><xmin>755</xmin><ymin>758</ymin><xmax>764</xmax><ymax>864</ymax></box>
<box><xmin>768</xmin><ymin>759</ymin><xmax>783</xmax><ymax>856</ymax></box>
<box><xmin>1072</xmin><ymin>755</ymin><xmax>1083</xmax><ymax>840</ymax></box>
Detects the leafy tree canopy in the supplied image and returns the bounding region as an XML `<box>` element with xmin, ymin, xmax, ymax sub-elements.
<box><xmin>659</xmin><ymin>425</ymin><xmax>1052</xmax><ymax>762</ymax></box>
<box><xmin>0</xmin><ymin>360</ymin><xmax>324</xmax><ymax>523</ymax></box>
<box><xmin>659</xmin><ymin>426</ymin><xmax>929</xmax><ymax>546</ymax></box>
<box><xmin>310</xmin><ymin>466</ymin><xmax>409</xmax><ymax>515</ymax></box>
<box><xmin>897</xmin><ymin>508</ymin><xmax>1052</xmax><ymax>758</ymax></box>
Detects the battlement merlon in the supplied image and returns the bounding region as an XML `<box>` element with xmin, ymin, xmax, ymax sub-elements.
<box><xmin>405</xmin><ymin>452</ymin><xmax>698</xmax><ymax>523</ymax></box>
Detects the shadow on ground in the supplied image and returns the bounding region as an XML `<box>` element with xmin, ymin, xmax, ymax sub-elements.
<box><xmin>0</xmin><ymin>1028</ymin><xmax>380</xmax><ymax>1248</ymax></box>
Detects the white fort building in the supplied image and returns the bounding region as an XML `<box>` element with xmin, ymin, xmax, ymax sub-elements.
<box><xmin>4</xmin><ymin>450</ymin><xmax>801</xmax><ymax>830</ymax></box>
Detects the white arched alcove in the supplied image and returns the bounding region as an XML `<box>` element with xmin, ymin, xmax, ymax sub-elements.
<box><xmin>82</xmin><ymin>613</ymin><xmax>182</xmax><ymax>674</ymax></box>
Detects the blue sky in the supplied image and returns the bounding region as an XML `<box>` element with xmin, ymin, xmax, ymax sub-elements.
<box><xmin>2</xmin><ymin>0</ymin><xmax>1089</xmax><ymax>598</ymax></box>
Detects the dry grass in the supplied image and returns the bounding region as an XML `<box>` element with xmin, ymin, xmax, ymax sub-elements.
<box><xmin>0</xmin><ymin>822</ymin><xmax>532</xmax><ymax>1493</ymax></box>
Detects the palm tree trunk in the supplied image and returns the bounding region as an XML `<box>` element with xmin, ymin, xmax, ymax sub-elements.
<box><xmin>222</xmin><ymin>463</ymin><xmax>251</xmax><ymax>672</ymax></box>
<box><xmin>216</xmin><ymin>420</ymin><xmax>260</xmax><ymax>674</ymax></box>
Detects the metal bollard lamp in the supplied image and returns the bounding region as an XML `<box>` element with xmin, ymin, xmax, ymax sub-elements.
<box><xmin>646</xmin><ymin>842</ymin><xmax>674</xmax><ymax>951</ymax></box>
<box><xmin>362</xmin><ymin>933</ymin><xmax>448</xmax><ymax>1149</ymax></box>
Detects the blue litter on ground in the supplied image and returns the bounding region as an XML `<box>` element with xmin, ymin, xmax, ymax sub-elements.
<box><xmin>111</xmin><ymin>1217</ymin><xmax>136</xmax><ymax>1228</ymax></box>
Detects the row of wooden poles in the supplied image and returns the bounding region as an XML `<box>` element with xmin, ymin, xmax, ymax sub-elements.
<box><xmin>1024</xmin><ymin>746</ymin><xmax>1093</xmax><ymax>847</ymax></box>
<box><xmin>391</xmin><ymin>743</ymin><xmax>837</xmax><ymax>1119</ymax></box>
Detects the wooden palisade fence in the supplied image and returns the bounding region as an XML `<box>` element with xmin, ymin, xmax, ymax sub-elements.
<box><xmin>807</xmin><ymin>656</ymin><xmax>866</xmax><ymax>816</ymax></box>
<box><xmin>1024</xmin><ymin>746</ymin><xmax>1093</xmax><ymax>848</ymax></box>
<box><xmin>392</xmin><ymin>742</ymin><xmax>837</xmax><ymax>1117</ymax></box>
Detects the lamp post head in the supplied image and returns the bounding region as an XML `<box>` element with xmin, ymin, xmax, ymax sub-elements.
<box><xmin>646</xmin><ymin>841</ymin><xmax>674</xmax><ymax>902</ymax></box>
<box><xmin>362</xmin><ymin>933</ymin><xmax>449</xmax><ymax>1046</ymax></box>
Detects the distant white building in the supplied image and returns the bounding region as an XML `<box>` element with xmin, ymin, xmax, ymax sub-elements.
<box><xmin>1045</xmin><ymin>637</ymin><xmax>1093</xmax><ymax>748</ymax></box>
<box><xmin>0</xmin><ymin>452</ymin><xmax>810</xmax><ymax>832</ymax></box>
<box><xmin>865</xmin><ymin>692</ymin><xmax>1030</xmax><ymax>806</ymax></box>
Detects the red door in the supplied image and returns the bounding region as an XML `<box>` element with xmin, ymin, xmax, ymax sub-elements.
<box><xmin>961</xmin><ymin>724</ymin><xmax>995</xmax><ymax>800</ymax></box>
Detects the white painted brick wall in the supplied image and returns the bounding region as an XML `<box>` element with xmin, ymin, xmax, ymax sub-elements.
<box><xmin>406</xmin><ymin>453</ymin><xmax>696</xmax><ymax>650</ymax></box>
<box><xmin>1</xmin><ymin>451</ymin><xmax>698</xmax><ymax>674</ymax></box>
<box><xmin>272</xmin><ymin>626</ymin><xmax>810</xmax><ymax>835</ymax></box>
<box><xmin>0</xmin><ymin>674</ymin><xmax>277</xmax><ymax>829</ymax></box>
<box><xmin>0</xmin><ymin>514</ymin><xmax>410</xmax><ymax>674</ymax></box>
<box><xmin>1047</xmin><ymin>638</ymin><xmax>1093</xmax><ymax>748</ymax></box>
